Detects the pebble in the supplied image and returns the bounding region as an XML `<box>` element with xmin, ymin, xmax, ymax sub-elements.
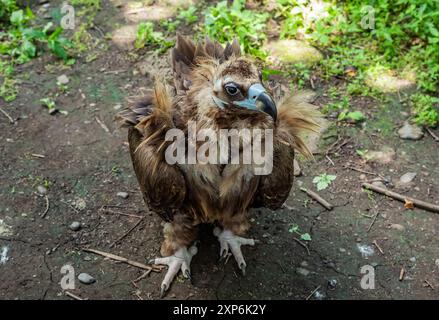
<box><xmin>409</xmin><ymin>257</ymin><xmax>416</xmax><ymax>263</ymax></box>
<box><xmin>296</xmin><ymin>267</ymin><xmax>310</xmax><ymax>276</ymax></box>
<box><xmin>37</xmin><ymin>185</ymin><xmax>48</xmax><ymax>195</ymax></box>
<box><xmin>399</xmin><ymin>172</ymin><xmax>417</xmax><ymax>184</ymax></box>
<box><xmin>372</xmin><ymin>181</ymin><xmax>386</xmax><ymax>189</ymax></box>
<box><xmin>398</xmin><ymin>122</ymin><xmax>423</xmax><ymax>140</ymax></box>
<box><xmin>69</xmin><ymin>221</ymin><xmax>81</xmax><ymax>231</ymax></box>
<box><xmin>78</xmin><ymin>273</ymin><xmax>95</xmax><ymax>284</ymax></box>
<box><xmin>435</xmin><ymin>259</ymin><xmax>439</xmax><ymax>269</ymax></box>
<box><xmin>327</xmin><ymin>279</ymin><xmax>337</xmax><ymax>290</ymax></box>
<box><xmin>300</xmin><ymin>261</ymin><xmax>309</xmax><ymax>267</ymax></box>
<box><xmin>339</xmin><ymin>248</ymin><xmax>346</xmax><ymax>253</ymax></box>
<box><xmin>390</xmin><ymin>223</ymin><xmax>405</xmax><ymax>231</ymax></box>
<box><xmin>57</xmin><ymin>74</ymin><xmax>69</xmax><ymax>85</ymax></box>
<box><xmin>117</xmin><ymin>192</ymin><xmax>129</xmax><ymax>199</ymax></box>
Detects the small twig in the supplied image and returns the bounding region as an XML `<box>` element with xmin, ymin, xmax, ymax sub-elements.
<box><xmin>134</xmin><ymin>270</ymin><xmax>152</xmax><ymax>283</ymax></box>
<box><xmin>65</xmin><ymin>291</ymin><xmax>85</xmax><ymax>300</ymax></box>
<box><xmin>367</xmin><ymin>209</ymin><xmax>379</xmax><ymax>232</ymax></box>
<box><xmin>30</xmin><ymin>153</ymin><xmax>45</xmax><ymax>158</ymax></box>
<box><xmin>82</xmin><ymin>248</ymin><xmax>163</xmax><ymax>272</ymax></box>
<box><xmin>293</xmin><ymin>237</ymin><xmax>310</xmax><ymax>256</ymax></box>
<box><xmin>399</xmin><ymin>268</ymin><xmax>405</xmax><ymax>281</ymax></box>
<box><xmin>300</xmin><ymin>187</ymin><xmax>333</xmax><ymax>211</ymax></box>
<box><xmin>305</xmin><ymin>285</ymin><xmax>321</xmax><ymax>300</ymax></box>
<box><xmin>0</xmin><ymin>107</ymin><xmax>15</xmax><ymax>124</ymax></box>
<box><xmin>95</xmin><ymin>116</ymin><xmax>111</xmax><ymax>134</ymax></box>
<box><xmin>60</xmin><ymin>200</ymin><xmax>79</xmax><ymax>214</ymax></box>
<box><xmin>362</xmin><ymin>183</ymin><xmax>439</xmax><ymax>213</ymax></box>
<box><xmin>426</xmin><ymin>127</ymin><xmax>439</xmax><ymax>142</ymax></box>
<box><xmin>325</xmin><ymin>154</ymin><xmax>335</xmax><ymax>166</ymax></box>
<box><xmin>110</xmin><ymin>217</ymin><xmax>144</xmax><ymax>248</ymax></box>
<box><xmin>345</xmin><ymin>166</ymin><xmax>383</xmax><ymax>179</ymax></box>
<box><xmin>41</xmin><ymin>195</ymin><xmax>50</xmax><ymax>218</ymax></box>
<box><xmin>372</xmin><ymin>240</ymin><xmax>384</xmax><ymax>254</ymax></box>
<box><xmin>424</xmin><ymin>280</ymin><xmax>435</xmax><ymax>290</ymax></box>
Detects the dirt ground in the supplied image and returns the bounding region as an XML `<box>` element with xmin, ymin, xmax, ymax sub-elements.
<box><xmin>0</xmin><ymin>1</ymin><xmax>438</xmax><ymax>300</ymax></box>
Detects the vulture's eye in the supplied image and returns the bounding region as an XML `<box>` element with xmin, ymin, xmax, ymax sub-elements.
<box><xmin>224</xmin><ymin>83</ymin><xmax>240</xmax><ymax>96</ymax></box>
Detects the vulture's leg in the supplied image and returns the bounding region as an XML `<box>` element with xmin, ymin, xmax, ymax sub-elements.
<box><xmin>213</xmin><ymin>227</ymin><xmax>256</xmax><ymax>275</ymax></box>
<box><xmin>149</xmin><ymin>244</ymin><xmax>198</xmax><ymax>298</ymax></box>
<box><xmin>149</xmin><ymin>217</ymin><xmax>198</xmax><ymax>298</ymax></box>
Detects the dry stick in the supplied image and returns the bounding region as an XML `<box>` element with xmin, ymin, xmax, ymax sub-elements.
<box><xmin>110</xmin><ymin>217</ymin><xmax>144</xmax><ymax>248</ymax></box>
<box><xmin>426</xmin><ymin>127</ymin><xmax>439</xmax><ymax>142</ymax></box>
<box><xmin>41</xmin><ymin>195</ymin><xmax>50</xmax><ymax>218</ymax></box>
<box><xmin>300</xmin><ymin>187</ymin><xmax>333</xmax><ymax>211</ymax></box>
<box><xmin>0</xmin><ymin>107</ymin><xmax>15</xmax><ymax>124</ymax></box>
<box><xmin>399</xmin><ymin>268</ymin><xmax>405</xmax><ymax>281</ymax></box>
<box><xmin>345</xmin><ymin>166</ymin><xmax>383</xmax><ymax>178</ymax></box>
<box><xmin>367</xmin><ymin>209</ymin><xmax>379</xmax><ymax>232</ymax></box>
<box><xmin>372</xmin><ymin>240</ymin><xmax>384</xmax><ymax>254</ymax></box>
<box><xmin>134</xmin><ymin>270</ymin><xmax>152</xmax><ymax>283</ymax></box>
<box><xmin>305</xmin><ymin>285</ymin><xmax>321</xmax><ymax>300</ymax></box>
<box><xmin>362</xmin><ymin>183</ymin><xmax>439</xmax><ymax>213</ymax></box>
<box><xmin>82</xmin><ymin>248</ymin><xmax>163</xmax><ymax>272</ymax></box>
<box><xmin>65</xmin><ymin>291</ymin><xmax>85</xmax><ymax>300</ymax></box>
<box><xmin>95</xmin><ymin>116</ymin><xmax>111</xmax><ymax>134</ymax></box>
<box><xmin>293</xmin><ymin>237</ymin><xmax>310</xmax><ymax>256</ymax></box>
<box><xmin>424</xmin><ymin>280</ymin><xmax>435</xmax><ymax>290</ymax></box>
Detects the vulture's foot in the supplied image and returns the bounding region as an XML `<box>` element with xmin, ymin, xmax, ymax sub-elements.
<box><xmin>149</xmin><ymin>244</ymin><xmax>198</xmax><ymax>298</ymax></box>
<box><xmin>213</xmin><ymin>227</ymin><xmax>256</xmax><ymax>276</ymax></box>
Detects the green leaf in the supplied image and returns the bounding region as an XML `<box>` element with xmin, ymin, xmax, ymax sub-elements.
<box><xmin>300</xmin><ymin>233</ymin><xmax>312</xmax><ymax>241</ymax></box>
<box><xmin>10</xmin><ymin>10</ymin><xmax>24</xmax><ymax>25</ymax></box>
<box><xmin>21</xmin><ymin>39</ymin><xmax>36</xmax><ymax>58</ymax></box>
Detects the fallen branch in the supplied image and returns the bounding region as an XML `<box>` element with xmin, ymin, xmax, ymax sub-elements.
<box><xmin>0</xmin><ymin>107</ymin><xmax>15</xmax><ymax>124</ymax></box>
<box><xmin>362</xmin><ymin>183</ymin><xmax>439</xmax><ymax>213</ymax></box>
<box><xmin>82</xmin><ymin>248</ymin><xmax>163</xmax><ymax>272</ymax></box>
<box><xmin>300</xmin><ymin>187</ymin><xmax>333</xmax><ymax>211</ymax></box>
<box><xmin>372</xmin><ymin>240</ymin><xmax>384</xmax><ymax>254</ymax></box>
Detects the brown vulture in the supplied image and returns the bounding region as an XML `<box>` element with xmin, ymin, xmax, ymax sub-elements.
<box><xmin>117</xmin><ymin>36</ymin><xmax>319</xmax><ymax>297</ymax></box>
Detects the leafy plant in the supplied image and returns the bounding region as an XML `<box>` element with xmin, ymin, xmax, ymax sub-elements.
<box><xmin>410</xmin><ymin>93</ymin><xmax>439</xmax><ymax>128</ymax></box>
<box><xmin>338</xmin><ymin>110</ymin><xmax>365</xmax><ymax>122</ymax></box>
<box><xmin>288</xmin><ymin>224</ymin><xmax>312</xmax><ymax>241</ymax></box>
<box><xmin>135</xmin><ymin>22</ymin><xmax>173</xmax><ymax>53</ymax></box>
<box><xmin>40</xmin><ymin>98</ymin><xmax>56</xmax><ymax>112</ymax></box>
<box><xmin>178</xmin><ymin>5</ymin><xmax>198</xmax><ymax>24</ymax></box>
<box><xmin>204</xmin><ymin>0</ymin><xmax>269</xmax><ymax>58</ymax></box>
<box><xmin>313</xmin><ymin>173</ymin><xmax>336</xmax><ymax>191</ymax></box>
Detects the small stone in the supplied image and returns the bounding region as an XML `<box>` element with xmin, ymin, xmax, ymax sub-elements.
<box><xmin>366</xmin><ymin>147</ymin><xmax>396</xmax><ymax>164</ymax></box>
<box><xmin>84</xmin><ymin>256</ymin><xmax>92</xmax><ymax>261</ymax></box>
<box><xmin>339</xmin><ymin>248</ymin><xmax>346</xmax><ymax>253</ymax></box>
<box><xmin>300</xmin><ymin>261</ymin><xmax>309</xmax><ymax>267</ymax></box>
<box><xmin>73</xmin><ymin>197</ymin><xmax>87</xmax><ymax>211</ymax></box>
<box><xmin>37</xmin><ymin>185</ymin><xmax>48</xmax><ymax>195</ymax></box>
<box><xmin>390</xmin><ymin>223</ymin><xmax>405</xmax><ymax>231</ymax></box>
<box><xmin>117</xmin><ymin>192</ymin><xmax>129</xmax><ymax>199</ymax></box>
<box><xmin>398</xmin><ymin>122</ymin><xmax>423</xmax><ymax>140</ymax></box>
<box><xmin>399</xmin><ymin>172</ymin><xmax>417</xmax><ymax>184</ymax></box>
<box><xmin>435</xmin><ymin>259</ymin><xmax>439</xmax><ymax>268</ymax></box>
<box><xmin>409</xmin><ymin>257</ymin><xmax>416</xmax><ymax>263</ymax></box>
<box><xmin>359</xmin><ymin>174</ymin><xmax>366</xmax><ymax>180</ymax></box>
<box><xmin>78</xmin><ymin>273</ymin><xmax>95</xmax><ymax>284</ymax></box>
<box><xmin>262</xmin><ymin>233</ymin><xmax>270</xmax><ymax>238</ymax></box>
<box><xmin>69</xmin><ymin>221</ymin><xmax>81</xmax><ymax>231</ymax></box>
<box><xmin>371</xmin><ymin>181</ymin><xmax>386</xmax><ymax>189</ymax></box>
<box><xmin>327</xmin><ymin>279</ymin><xmax>337</xmax><ymax>290</ymax></box>
<box><xmin>57</xmin><ymin>74</ymin><xmax>69</xmax><ymax>85</ymax></box>
<box><xmin>296</xmin><ymin>267</ymin><xmax>310</xmax><ymax>276</ymax></box>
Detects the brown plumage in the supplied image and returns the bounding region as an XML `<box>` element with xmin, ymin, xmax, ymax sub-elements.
<box><xmin>117</xmin><ymin>35</ymin><xmax>319</xmax><ymax>296</ymax></box>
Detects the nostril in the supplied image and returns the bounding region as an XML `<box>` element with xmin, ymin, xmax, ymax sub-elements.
<box><xmin>252</xmin><ymin>96</ymin><xmax>257</xmax><ymax>99</ymax></box>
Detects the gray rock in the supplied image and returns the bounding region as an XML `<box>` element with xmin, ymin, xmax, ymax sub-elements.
<box><xmin>300</xmin><ymin>261</ymin><xmax>309</xmax><ymax>267</ymax></box>
<box><xmin>296</xmin><ymin>267</ymin><xmax>310</xmax><ymax>276</ymax></box>
<box><xmin>339</xmin><ymin>248</ymin><xmax>346</xmax><ymax>253</ymax></box>
<box><xmin>57</xmin><ymin>74</ymin><xmax>69</xmax><ymax>85</ymax></box>
<box><xmin>327</xmin><ymin>279</ymin><xmax>337</xmax><ymax>290</ymax></box>
<box><xmin>371</xmin><ymin>181</ymin><xmax>386</xmax><ymax>189</ymax></box>
<box><xmin>399</xmin><ymin>172</ymin><xmax>417</xmax><ymax>184</ymax></box>
<box><xmin>37</xmin><ymin>185</ymin><xmax>48</xmax><ymax>195</ymax></box>
<box><xmin>398</xmin><ymin>122</ymin><xmax>423</xmax><ymax>140</ymax></box>
<box><xmin>78</xmin><ymin>273</ymin><xmax>95</xmax><ymax>284</ymax></box>
<box><xmin>409</xmin><ymin>257</ymin><xmax>416</xmax><ymax>263</ymax></box>
<box><xmin>365</xmin><ymin>147</ymin><xmax>396</xmax><ymax>164</ymax></box>
<box><xmin>390</xmin><ymin>223</ymin><xmax>405</xmax><ymax>231</ymax></box>
<box><xmin>69</xmin><ymin>221</ymin><xmax>81</xmax><ymax>231</ymax></box>
<box><xmin>117</xmin><ymin>192</ymin><xmax>129</xmax><ymax>199</ymax></box>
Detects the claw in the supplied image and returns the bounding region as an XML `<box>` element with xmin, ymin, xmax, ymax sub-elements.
<box><xmin>239</xmin><ymin>263</ymin><xmax>246</xmax><ymax>276</ymax></box>
<box><xmin>160</xmin><ymin>283</ymin><xmax>168</xmax><ymax>298</ymax></box>
<box><xmin>184</xmin><ymin>269</ymin><xmax>191</xmax><ymax>280</ymax></box>
<box><xmin>148</xmin><ymin>259</ymin><xmax>156</xmax><ymax>265</ymax></box>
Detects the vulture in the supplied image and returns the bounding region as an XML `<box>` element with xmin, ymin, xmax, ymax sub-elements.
<box><xmin>117</xmin><ymin>36</ymin><xmax>319</xmax><ymax>297</ymax></box>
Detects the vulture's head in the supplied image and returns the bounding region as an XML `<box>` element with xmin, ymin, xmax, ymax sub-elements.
<box><xmin>210</xmin><ymin>58</ymin><xmax>277</xmax><ymax>121</ymax></box>
<box><xmin>172</xmin><ymin>36</ymin><xmax>277</xmax><ymax>121</ymax></box>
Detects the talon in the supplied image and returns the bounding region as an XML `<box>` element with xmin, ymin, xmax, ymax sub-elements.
<box><xmin>184</xmin><ymin>269</ymin><xmax>191</xmax><ymax>280</ymax></box>
<box><xmin>148</xmin><ymin>259</ymin><xmax>156</xmax><ymax>265</ymax></box>
<box><xmin>160</xmin><ymin>283</ymin><xmax>168</xmax><ymax>298</ymax></box>
<box><xmin>239</xmin><ymin>263</ymin><xmax>246</xmax><ymax>276</ymax></box>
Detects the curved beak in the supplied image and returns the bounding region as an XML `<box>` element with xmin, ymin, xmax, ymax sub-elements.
<box><xmin>234</xmin><ymin>83</ymin><xmax>277</xmax><ymax>121</ymax></box>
